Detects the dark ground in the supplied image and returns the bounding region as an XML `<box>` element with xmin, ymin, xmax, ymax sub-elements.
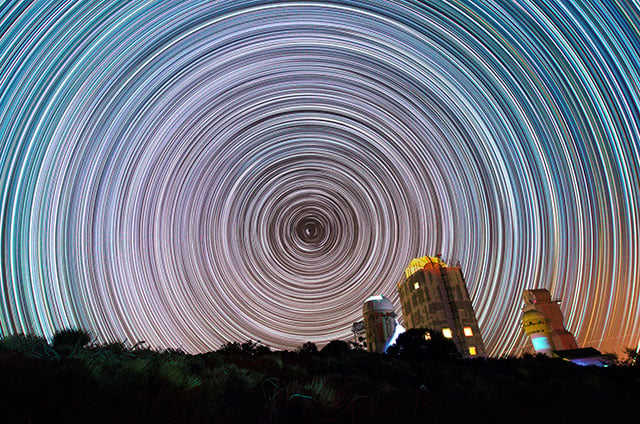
<box><xmin>1</xmin><ymin>335</ymin><xmax>639</xmax><ymax>423</ymax></box>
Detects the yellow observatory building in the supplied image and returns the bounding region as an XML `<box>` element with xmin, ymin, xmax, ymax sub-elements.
<box><xmin>397</xmin><ymin>256</ymin><xmax>486</xmax><ymax>358</ymax></box>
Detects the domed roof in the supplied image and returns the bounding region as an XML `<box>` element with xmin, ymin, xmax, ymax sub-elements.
<box><xmin>404</xmin><ymin>256</ymin><xmax>447</xmax><ymax>278</ymax></box>
<box><xmin>363</xmin><ymin>295</ymin><xmax>395</xmax><ymax>313</ymax></box>
<box><xmin>523</xmin><ymin>309</ymin><xmax>544</xmax><ymax>319</ymax></box>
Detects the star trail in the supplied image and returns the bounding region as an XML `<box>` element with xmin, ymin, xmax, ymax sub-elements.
<box><xmin>1</xmin><ymin>0</ymin><xmax>639</xmax><ymax>355</ymax></box>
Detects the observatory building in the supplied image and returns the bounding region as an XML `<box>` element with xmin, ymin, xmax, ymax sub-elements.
<box><xmin>396</xmin><ymin>256</ymin><xmax>486</xmax><ymax>358</ymax></box>
<box><xmin>521</xmin><ymin>289</ymin><xmax>579</xmax><ymax>355</ymax></box>
<box><xmin>521</xmin><ymin>289</ymin><xmax>607</xmax><ymax>365</ymax></box>
<box><xmin>362</xmin><ymin>295</ymin><xmax>403</xmax><ymax>353</ymax></box>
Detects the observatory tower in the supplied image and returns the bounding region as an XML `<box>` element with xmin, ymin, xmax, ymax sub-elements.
<box><xmin>362</xmin><ymin>295</ymin><xmax>401</xmax><ymax>353</ymax></box>
<box><xmin>397</xmin><ymin>256</ymin><xmax>486</xmax><ymax>358</ymax></box>
<box><xmin>522</xmin><ymin>289</ymin><xmax>578</xmax><ymax>355</ymax></box>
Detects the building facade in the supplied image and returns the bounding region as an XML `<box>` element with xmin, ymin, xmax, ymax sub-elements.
<box><xmin>396</xmin><ymin>256</ymin><xmax>486</xmax><ymax>358</ymax></box>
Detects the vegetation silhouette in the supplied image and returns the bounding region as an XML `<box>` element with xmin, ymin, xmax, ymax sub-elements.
<box><xmin>52</xmin><ymin>328</ymin><xmax>91</xmax><ymax>355</ymax></box>
<box><xmin>320</xmin><ymin>339</ymin><xmax>350</xmax><ymax>355</ymax></box>
<box><xmin>298</xmin><ymin>341</ymin><xmax>318</xmax><ymax>354</ymax></box>
<box><xmin>623</xmin><ymin>347</ymin><xmax>639</xmax><ymax>367</ymax></box>
<box><xmin>386</xmin><ymin>328</ymin><xmax>459</xmax><ymax>360</ymax></box>
<box><xmin>0</xmin><ymin>330</ymin><xmax>639</xmax><ymax>423</ymax></box>
<box><xmin>216</xmin><ymin>340</ymin><xmax>271</xmax><ymax>356</ymax></box>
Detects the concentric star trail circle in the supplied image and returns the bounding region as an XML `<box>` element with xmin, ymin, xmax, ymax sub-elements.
<box><xmin>1</xmin><ymin>1</ymin><xmax>639</xmax><ymax>355</ymax></box>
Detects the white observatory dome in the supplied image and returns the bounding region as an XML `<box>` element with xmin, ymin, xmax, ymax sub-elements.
<box><xmin>363</xmin><ymin>295</ymin><xmax>395</xmax><ymax>313</ymax></box>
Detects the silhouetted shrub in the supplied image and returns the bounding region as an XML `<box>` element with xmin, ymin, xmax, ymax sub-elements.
<box><xmin>158</xmin><ymin>358</ymin><xmax>201</xmax><ymax>389</ymax></box>
<box><xmin>0</xmin><ymin>334</ymin><xmax>59</xmax><ymax>360</ymax></box>
<box><xmin>52</xmin><ymin>328</ymin><xmax>91</xmax><ymax>355</ymax></box>
<box><xmin>100</xmin><ymin>341</ymin><xmax>128</xmax><ymax>353</ymax></box>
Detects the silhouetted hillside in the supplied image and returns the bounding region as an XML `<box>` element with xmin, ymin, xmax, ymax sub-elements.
<box><xmin>0</xmin><ymin>332</ymin><xmax>638</xmax><ymax>423</ymax></box>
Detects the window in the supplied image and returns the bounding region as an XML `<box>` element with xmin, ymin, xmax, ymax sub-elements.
<box><xmin>463</xmin><ymin>327</ymin><xmax>473</xmax><ymax>337</ymax></box>
<box><xmin>469</xmin><ymin>346</ymin><xmax>477</xmax><ymax>356</ymax></box>
<box><xmin>414</xmin><ymin>282</ymin><xmax>420</xmax><ymax>290</ymax></box>
<box><xmin>532</xmin><ymin>336</ymin><xmax>551</xmax><ymax>352</ymax></box>
<box><xmin>442</xmin><ymin>328</ymin><xmax>452</xmax><ymax>339</ymax></box>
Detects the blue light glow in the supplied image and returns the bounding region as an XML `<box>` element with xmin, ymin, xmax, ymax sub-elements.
<box><xmin>532</xmin><ymin>336</ymin><xmax>551</xmax><ymax>352</ymax></box>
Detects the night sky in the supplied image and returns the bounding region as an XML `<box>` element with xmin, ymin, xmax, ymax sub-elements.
<box><xmin>1</xmin><ymin>0</ymin><xmax>639</xmax><ymax>356</ymax></box>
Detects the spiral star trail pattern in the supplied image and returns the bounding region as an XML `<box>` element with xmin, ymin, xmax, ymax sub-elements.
<box><xmin>1</xmin><ymin>0</ymin><xmax>639</xmax><ymax>355</ymax></box>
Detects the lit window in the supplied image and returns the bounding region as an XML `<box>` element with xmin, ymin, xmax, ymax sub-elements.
<box><xmin>442</xmin><ymin>328</ymin><xmax>452</xmax><ymax>338</ymax></box>
<box><xmin>424</xmin><ymin>332</ymin><xmax>431</xmax><ymax>341</ymax></box>
<box><xmin>469</xmin><ymin>346</ymin><xmax>477</xmax><ymax>356</ymax></box>
<box><xmin>532</xmin><ymin>336</ymin><xmax>551</xmax><ymax>352</ymax></box>
<box><xmin>414</xmin><ymin>282</ymin><xmax>420</xmax><ymax>290</ymax></box>
<box><xmin>463</xmin><ymin>327</ymin><xmax>473</xmax><ymax>337</ymax></box>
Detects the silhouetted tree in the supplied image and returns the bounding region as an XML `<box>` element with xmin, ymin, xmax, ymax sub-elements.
<box><xmin>248</xmin><ymin>341</ymin><xmax>271</xmax><ymax>355</ymax></box>
<box><xmin>100</xmin><ymin>341</ymin><xmax>128</xmax><ymax>353</ymax></box>
<box><xmin>600</xmin><ymin>352</ymin><xmax>620</xmax><ymax>366</ymax></box>
<box><xmin>387</xmin><ymin>328</ymin><xmax>459</xmax><ymax>360</ymax></box>
<box><xmin>217</xmin><ymin>341</ymin><xmax>242</xmax><ymax>354</ymax></box>
<box><xmin>624</xmin><ymin>347</ymin><xmax>639</xmax><ymax>367</ymax></box>
<box><xmin>321</xmin><ymin>340</ymin><xmax>350</xmax><ymax>355</ymax></box>
<box><xmin>298</xmin><ymin>341</ymin><xmax>318</xmax><ymax>354</ymax></box>
<box><xmin>217</xmin><ymin>340</ymin><xmax>270</xmax><ymax>355</ymax></box>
